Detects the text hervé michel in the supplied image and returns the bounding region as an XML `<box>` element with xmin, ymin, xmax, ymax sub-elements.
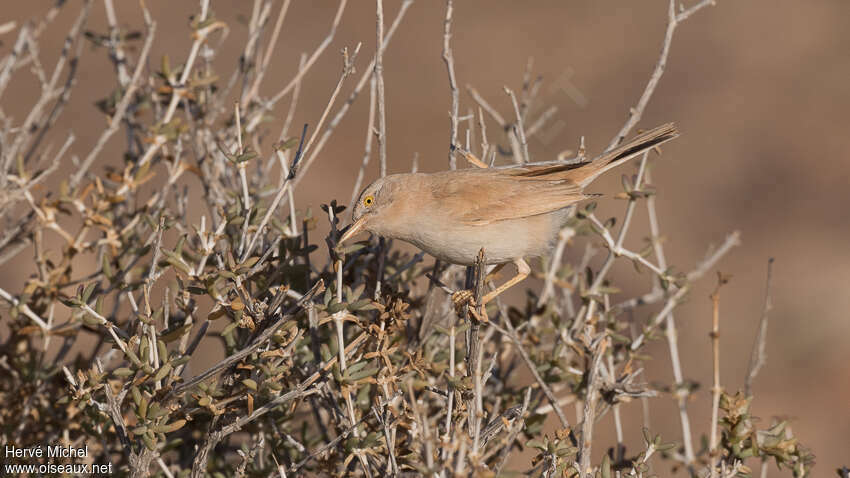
<box><xmin>5</xmin><ymin>443</ymin><xmax>90</xmax><ymax>460</ymax></box>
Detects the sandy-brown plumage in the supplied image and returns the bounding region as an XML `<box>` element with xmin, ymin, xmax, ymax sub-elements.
<box><xmin>341</xmin><ymin>123</ymin><xmax>678</xmax><ymax>303</ymax></box>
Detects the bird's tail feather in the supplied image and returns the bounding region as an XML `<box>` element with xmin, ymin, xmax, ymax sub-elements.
<box><xmin>575</xmin><ymin>123</ymin><xmax>679</xmax><ymax>187</ymax></box>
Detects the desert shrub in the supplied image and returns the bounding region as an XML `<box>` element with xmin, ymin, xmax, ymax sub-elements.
<box><xmin>0</xmin><ymin>1</ymin><xmax>820</xmax><ymax>477</ymax></box>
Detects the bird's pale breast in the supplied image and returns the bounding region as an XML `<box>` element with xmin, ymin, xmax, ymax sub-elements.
<box><xmin>407</xmin><ymin>202</ymin><xmax>570</xmax><ymax>266</ymax></box>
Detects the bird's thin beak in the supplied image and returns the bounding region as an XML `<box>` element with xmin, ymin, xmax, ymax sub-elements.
<box><xmin>339</xmin><ymin>216</ymin><xmax>369</xmax><ymax>244</ymax></box>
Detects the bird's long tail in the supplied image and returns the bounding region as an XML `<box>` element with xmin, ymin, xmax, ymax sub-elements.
<box><xmin>573</xmin><ymin>123</ymin><xmax>679</xmax><ymax>187</ymax></box>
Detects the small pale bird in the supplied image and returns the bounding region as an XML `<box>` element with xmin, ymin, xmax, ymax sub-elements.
<box><xmin>340</xmin><ymin>123</ymin><xmax>678</xmax><ymax>305</ymax></box>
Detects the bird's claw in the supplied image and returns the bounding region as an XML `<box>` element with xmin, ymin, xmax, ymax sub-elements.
<box><xmin>451</xmin><ymin>289</ymin><xmax>489</xmax><ymax>322</ymax></box>
<box><xmin>469</xmin><ymin>306</ymin><xmax>489</xmax><ymax>323</ymax></box>
<box><xmin>451</xmin><ymin>289</ymin><xmax>475</xmax><ymax>313</ymax></box>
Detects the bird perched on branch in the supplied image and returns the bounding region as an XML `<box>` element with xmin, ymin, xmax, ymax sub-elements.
<box><xmin>340</xmin><ymin>123</ymin><xmax>678</xmax><ymax>306</ymax></box>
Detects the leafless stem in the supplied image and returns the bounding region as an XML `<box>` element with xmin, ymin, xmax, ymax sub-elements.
<box><xmin>374</xmin><ymin>0</ymin><xmax>388</xmax><ymax>178</ymax></box>
<box><xmin>103</xmin><ymin>0</ymin><xmax>130</xmax><ymax>87</ymax></box>
<box><xmin>79</xmin><ymin>303</ymin><xmax>130</xmax><ymax>357</ymax></box>
<box><xmin>613</xmin><ymin>231</ymin><xmax>741</xmax><ymax>312</ymax></box>
<box><xmin>505</xmin><ymin>87</ymin><xmax>530</xmax><ymax>163</ymax></box>
<box><xmin>585</xmin><ymin>152</ymin><xmax>652</xmax><ymax>295</ymax></box>
<box><xmin>526</xmin><ymin>105</ymin><xmax>558</xmax><ymax>138</ymax></box>
<box><xmin>467</xmin><ymin>250</ymin><xmax>486</xmax><ymax>460</ymax></box>
<box><xmin>745</xmin><ymin>258</ymin><xmax>774</xmax><ymax>396</ymax></box>
<box><xmin>442</xmin><ymin>0</ymin><xmax>460</xmax><ymax>169</ymax></box>
<box><xmin>467</xmin><ymin>85</ymin><xmax>507</xmax><ymax>127</ymax></box>
<box><xmin>443</xmin><ymin>307</ymin><xmax>458</xmax><ymax>440</ymax></box>
<box><xmin>350</xmin><ymin>76</ymin><xmax>378</xmax><ymax>207</ymax></box>
<box><xmin>493</xmin><ymin>387</ymin><xmax>532</xmax><ymax>476</ymax></box>
<box><xmin>241</xmin><ymin>121</ymin><xmax>307</xmax><ymax>262</ymax></box>
<box><xmin>638</xmin><ymin>168</ymin><xmax>735</xmax><ymax>468</ymax></box>
<box><xmin>708</xmin><ymin>274</ymin><xmax>728</xmax><ymax>478</ymax></box>
<box><xmin>538</xmin><ymin>226</ymin><xmax>575</xmax><ymax>305</ymax></box>
<box><xmin>0</xmin><ymin>22</ymin><xmax>31</xmax><ymax>101</ymax></box>
<box><xmin>586</xmin><ymin>211</ymin><xmax>666</xmax><ymax>277</ymax></box>
<box><xmin>234</xmin><ymin>102</ymin><xmax>252</xmax><ymax>210</ymax></box>
<box><xmin>578</xmin><ymin>336</ymin><xmax>608</xmax><ymax>475</ymax></box>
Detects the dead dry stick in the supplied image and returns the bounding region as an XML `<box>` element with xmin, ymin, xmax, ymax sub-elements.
<box><xmin>241</xmin><ymin>124</ymin><xmax>308</xmax><ymax>262</ymax></box>
<box><xmin>585</xmin><ymin>151</ymin><xmax>652</xmax><ymax>296</ymax></box>
<box><xmin>0</xmin><ymin>22</ymin><xmax>31</xmax><ymax>101</ymax></box>
<box><xmin>745</xmin><ymin>258</ymin><xmax>774</xmax><ymax>396</ymax></box>
<box><xmin>442</xmin><ymin>0</ymin><xmax>460</xmax><ymax>169</ymax></box>
<box><xmin>628</xmin><ymin>228</ymin><xmax>741</xmax><ymax>350</ymax></box>
<box><xmin>505</xmin><ymin>87</ymin><xmax>530</xmax><ymax>164</ymax></box>
<box><xmin>493</xmin><ymin>387</ymin><xmax>532</xmax><ymax>476</ymax></box>
<box><xmin>478</xmin><ymin>106</ymin><xmax>490</xmax><ymax>157</ymax></box>
<box><xmin>708</xmin><ymin>273</ymin><xmax>729</xmax><ymax>478</ymax></box>
<box><xmin>526</xmin><ymin>105</ymin><xmax>558</xmax><ymax>138</ymax></box>
<box><xmin>467</xmin><ymin>85</ymin><xmax>507</xmax><ymax>128</ymax></box>
<box><xmin>538</xmin><ymin>226</ymin><xmax>574</xmax><ymax>305</ymax></box>
<box><xmin>442</xmin><ymin>296</ymin><xmax>459</xmax><ymax>443</ymax></box>
<box><xmin>577</xmin><ymin>336</ymin><xmax>608</xmax><ymax>476</ymax></box>
<box><xmin>466</xmin><ymin>249</ymin><xmax>486</xmax><ymax>459</ymax></box>
<box><xmin>518</xmin><ymin>57</ymin><xmax>539</xmax><ymax>120</ymax></box>
<box><xmin>270</xmin><ymin>52</ymin><xmax>307</xmax><ymax>237</ymax></box>
<box><xmin>103</xmin><ymin>0</ymin><xmax>130</xmax><ymax>87</ymax></box>
<box><xmin>288</xmin><ymin>40</ymin><xmax>365</xmax><ymax>179</ymax></box>
<box><xmin>375</xmin><ymin>0</ymin><xmax>388</xmax><ymax>178</ymax></box>
<box><xmin>350</xmin><ymin>76</ymin><xmax>378</xmax><ymax>207</ymax></box>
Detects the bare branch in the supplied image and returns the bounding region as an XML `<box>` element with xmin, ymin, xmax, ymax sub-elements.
<box><xmin>375</xmin><ymin>0</ymin><xmax>388</xmax><ymax>178</ymax></box>
<box><xmin>442</xmin><ymin>0</ymin><xmax>460</xmax><ymax>169</ymax></box>
<box><xmin>745</xmin><ymin>257</ymin><xmax>774</xmax><ymax>396</ymax></box>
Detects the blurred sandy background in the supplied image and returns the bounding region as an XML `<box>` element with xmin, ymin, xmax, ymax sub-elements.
<box><xmin>3</xmin><ymin>0</ymin><xmax>848</xmax><ymax>472</ymax></box>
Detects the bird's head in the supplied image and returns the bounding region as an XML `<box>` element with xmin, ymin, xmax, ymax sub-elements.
<box><xmin>340</xmin><ymin>177</ymin><xmax>397</xmax><ymax>244</ymax></box>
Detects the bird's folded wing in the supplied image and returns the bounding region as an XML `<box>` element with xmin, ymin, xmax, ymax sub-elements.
<box><xmin>432</xmin><ymin>169</ymin><xmax>588</xmax><ymax>226</ymax></box>
<box><xmin>431</xmin><ymin>123</ymin><xmax>678</xmax><ymax>226</ymax></box>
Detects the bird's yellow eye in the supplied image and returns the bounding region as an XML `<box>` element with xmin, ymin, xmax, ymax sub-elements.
<box><xmin>363</xmin><ymin>195</ymin><xmax>375</xmax><ymax>207</ymax></box>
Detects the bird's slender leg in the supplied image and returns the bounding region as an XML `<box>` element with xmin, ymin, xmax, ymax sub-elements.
<box><xmin>481</xmin><ymin>258</ymin><xmax>530</xmax><ymax>305</ymax></box>
<box><xmin>484</xmin><ymin>263</ymin><xmax>506</xmax><ymax>282</ymax></box>
<box><xmin>450</xmin><ymin>264</ymin><xmax>505</xmax><ymax>305</ymax></box>
<box><xmin>450</xmin><ymin>262</ymin><xmax>521</xmax><ymax>315</ymax></box>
